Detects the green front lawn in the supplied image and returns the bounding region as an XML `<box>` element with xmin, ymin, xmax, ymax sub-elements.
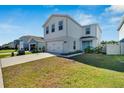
<box><xmin>72</xmin><ymin>54</ymin><xmax>124</xmax><ymax>72</ymax></box>
<box><xmin>0</xmin><ymin>54</ymin><xmax>11</xmax><ymax>58</ymax></box>
<box><xmin>2</xmin><ymin>54</ymin><xmax>124</xmax><ymax>88</ymax></box>
<box><xmin>0</xmin><ymin>49</ymin><xmax>15</xmax><ymax>53</ymax></box>
<box><xmin>0</xmin><ymin>51</ymin><xmax>32</xmax><ymax>58</ymax></box>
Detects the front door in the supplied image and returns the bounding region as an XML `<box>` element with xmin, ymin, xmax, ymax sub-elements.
<box><xmin>30</xmin><ymin>44</ymin><xmax>36</xmax><ymax>51</ymax></box>
<box><xmin>82</xmin><ymin>41</ymin><xmax>92</xmax><ymax>50</ymax></box>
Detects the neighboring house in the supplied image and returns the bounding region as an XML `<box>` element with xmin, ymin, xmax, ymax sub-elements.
<box><xmin>118</xmin><ymin>16</ymin><xmax>124</xmax><ymax>41</ymax></box>
<box><xmin>2</xmin><ymin>42</ymin><xmax>15</xmax><ymax>49</ymax></box>
<box><xmin>19</xmin><ymin>35</ymin><xmax>45</xmax><ymax>51</ymax></box>
<box><xmin>14</xmin><ymin>39</ymin><xmax>20</xmax><ymax>49</ymax></box>
<box><xmin>28</xmin><ymin>37</ymin><xmax>45</xmax><ymax>51</ymax></box>
<box><xmin>8</xmin><ymin>42</ymin><xmax>15</xmax><ymax>49</ymax></box>
<box><xmin>106</xmin><ymin>16</ymin><xmax>124</xmax><ymax>55</ymax></box>
<box><xmin>1</xmin><ymin>35</ymin><xmax>45</xmax><ymax>51</ymax></box>
<box><xmin>118</xmin><ymin>16</ymin><xmax>124</xmax><ymax>54</ymax></box>
<box><xmin>43</xmin><ymin>14</ymin><xmax>102</xmax><ymax>54</ymax></box>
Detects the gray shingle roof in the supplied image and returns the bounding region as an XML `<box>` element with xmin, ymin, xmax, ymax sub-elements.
<box><xmin>19</xmin><ymin>35</ymin><xmax>45</xmax><ymax>43</ymax></box>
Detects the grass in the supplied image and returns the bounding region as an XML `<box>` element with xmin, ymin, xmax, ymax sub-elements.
<box><xmin>0</xmin><ymin>54</ymin><xmax>11</xmax><ymax>58</ymax></box>
<box><xmin>0</xmin><ymin>49</ymin><xmax>15</xmax><ymax>53</ymax></box>
<box><xmin>0</xmin><ymin>51</ymin><xmax>32</xmax><ymax>59</ymax></box>
<box><xmin>2</xmin><ymin>54</ymin><xmax>124</xmax><ymax>88</ymax></box>
<box><xmin>72</xmin><ymin>54</ymin><xmax>124</xmax><ymax>72</ymax></box>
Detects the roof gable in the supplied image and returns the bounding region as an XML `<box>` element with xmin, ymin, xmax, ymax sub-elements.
<box><xmin>43</xmin><ymin>14</ymin><xmax>82</xmax><ymax>28</ymax></box>
<box><xmin>117</xmin><ymin>16</ymin><xmax>124</xmax><ymax>31</ymax></box>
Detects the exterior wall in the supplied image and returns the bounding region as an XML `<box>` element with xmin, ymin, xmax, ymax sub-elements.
<box><xmin>20</xmin><ymin>37</ymin><xmax>30</xmax><ymax>50</ymax></box>
<box><xmin>96</xmin><ymin>25</ymin><xmax>102</xmax><ymax>45</ymax></box>
<box><xmin>81</xmin><ymin>24</ymin><xmax>101</xmax><ymax>48</ymax></box>
<box><xmin>120</xmin><ymin>42</ymin><xmax>124</xmax><ymax>54</ymax></box>
<box><xmin>66</xmin><ymin>18</ymin><xmax>82</xmax><ymax>52</ymax></box>
<box><xmin>106</xmin><ymin>44</ymin><xmax>120</xmax><ymax>55</ymax></box>
<box><xmin>82</xmin><ymin>24</ymin><xmax>96</xmax><ymax>37</ymax></box>
<box><xmin>44</xmin><ymin>16</ymin><xmax>67</xmax><ymax>41</ymax></box>
<box><xmin>38</xmin><ymin>42</ymin><xmax>46</xmax><ymax>51</ymax></box>
<box><xmin>119</xmin><ymin>23</ymin><xmax>124</xmax><ymax>41</ymax></box>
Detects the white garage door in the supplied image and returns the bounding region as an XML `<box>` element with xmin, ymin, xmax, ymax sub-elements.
<box><xmin>47</xmin><ymin>41</ymin><xmax>63</xmax><ymax>53</ymax></box>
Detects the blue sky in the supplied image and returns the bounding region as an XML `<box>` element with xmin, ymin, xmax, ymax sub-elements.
<box><xmin>0</xmin><ymin>5</ymin><xmax>124</xmax><ymax>45</ymax></box>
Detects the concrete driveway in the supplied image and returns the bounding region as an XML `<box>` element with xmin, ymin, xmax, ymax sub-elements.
<box><xmin>1</xmin><ymin>53</ymin><xmax>55</xmax><ymax>68</ymax></box>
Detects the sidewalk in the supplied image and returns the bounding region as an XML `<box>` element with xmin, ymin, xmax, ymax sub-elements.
<box><xmin>1</xmin><ymin>53</ymin><xmax>55</xmax><ymax>68</ymax></box>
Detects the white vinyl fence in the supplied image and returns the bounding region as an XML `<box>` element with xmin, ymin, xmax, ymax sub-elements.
<box><xmin>106</xmin><ymin>44</ymin><xmax>120</xmax><ymax>55</ymax></box>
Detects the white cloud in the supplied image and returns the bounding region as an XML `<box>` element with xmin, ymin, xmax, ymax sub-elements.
<box><xmin>75</xmin><ymin>13</ymin><xmax>97</xmax><ymax>25</ymax></box>
<box><xmin>0</xmin><ymin>23</ymin><xmax>21</xmax><ymax>32</ymax></box>
<box><xmin>105</xmin><ymin>5</ymin><xmax>124</xmax><ymax>14</ymax></box>
<box><xmin>109</xmin><ymin>16</ymin><xmax>121</xmax><ymax>23</ymax></box>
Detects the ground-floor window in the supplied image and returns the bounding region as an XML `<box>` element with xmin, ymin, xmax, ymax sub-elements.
<box><xmin>73</xmin><ymin>41</ymin><xmax>76</xmax><ymax>50</ymax></box>
<box><xmin>82</xmin><ymin>40</ymin><xmax>92</xmax><ymax>50</ymax></box>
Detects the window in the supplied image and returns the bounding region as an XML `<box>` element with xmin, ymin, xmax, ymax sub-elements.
<box><xmin>85</xmin><ymin>27</ymin><xmax>90</xmax><ymax>35</ymax></box>
<box><xmin>51</xmin><ymin>24</ymin><xmax>55</xmax><ymax>32</ymax></box>
<box><xmin>73</xmin><ymin>41</ymin><xmax>76</xmax><ymax>50</ymax></box>
<box><xmin>58</xmin><ymin>21</ymin><xmax>63</xmax><ymax>30</ymax></box>
<box><xmin>46</xmin><ymin>26</ymin><xmax>49</xmax><ymax>34</ymax></box>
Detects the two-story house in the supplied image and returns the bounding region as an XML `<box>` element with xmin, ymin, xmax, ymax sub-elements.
<box><xmin>43</xmin><ymin>14</ymin><xmax>102</xmax><ymax>54</ymax></box>
<box><xmin>118</xmin><ymin>16</ymin><xmax>124</xmax><ymax>41</ymax></box>
<box><xmin>117</xmin><ymin>16</ymin><xmax>124</xmax><ymax>54</ymax></box>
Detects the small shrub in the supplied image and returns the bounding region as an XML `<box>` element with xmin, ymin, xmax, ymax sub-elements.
<box><xmin>11</xmin><ymin>52</ymin><xmax>14</xmax><ymax>57</ymax></box>
<box><xmin>84</xmin><ymin>47</ymin><xmax>94</xmax><ymax>53</ymax></box>
<box><xmin>17</xmin><ymin>50</ymin><xmax>25</xmax><ymax>56</ymax></box>
<box><xmin>94</xmin><ymin>46</ymin><xmax>102</xmax><ymax>54</ymax></box>
<box><xmin>31</xmin><ymin>49</ymin><xmax>39</xmax><ymax>53</ymax></box>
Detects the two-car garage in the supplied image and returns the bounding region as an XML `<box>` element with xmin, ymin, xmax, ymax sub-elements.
<box><xmin>47</xmin><ymin>41</ymin><xmax>64</xmax><ymax>53</ymax></box>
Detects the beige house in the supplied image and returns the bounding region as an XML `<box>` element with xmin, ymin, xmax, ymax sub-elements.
<box><xmin>43</xmin><ymin>14</ymin><xmax>102</xmax><ymax>54</ymax></box>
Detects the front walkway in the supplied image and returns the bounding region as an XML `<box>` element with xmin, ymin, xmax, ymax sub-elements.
<box><xmin>1</xmin><ymin>53</ymin><xmax>55</xmax><ymax>68</ymax></box>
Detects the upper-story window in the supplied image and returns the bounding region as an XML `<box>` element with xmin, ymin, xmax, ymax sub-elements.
<box><xmin>46</xmin><ymin>26</ymin><xmax>49</xmax><ymax>34</ymax></box>
<box><xmin>85</xmin><ymin>27</ymin><xmax>90</xmax><ymax>35</ymax></box>
<box><xmin>58</xmin><ymin>21</ymin><xmax>63</xmax><ymax>30</ymax></box>
<box><xmin>51</xmin><ymin>24</ymin><xmax>55</xmax><ymax>32</ymax></box>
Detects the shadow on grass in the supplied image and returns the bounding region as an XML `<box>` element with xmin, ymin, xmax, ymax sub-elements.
<box><xmin>70</xmin><ymin>54</ymin><xmax>124</xmax><ymax>72</ymax></box>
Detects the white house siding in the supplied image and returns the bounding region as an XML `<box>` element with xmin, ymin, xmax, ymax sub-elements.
<box><xmin>81</xmin><ymin>24</ymin><xmax>101</xmax><ymax>48</ymax></box>
<box><xmin>106</xmin><ymin>44</ymin><xmax>120</xmax><ymax>55</ymax></box>
<box><xmin>120</xmin><ymin>42</ymin><xmax>124</xmax><ymax>54</ymax></box>
<box><xmin>38</xmin><ymin>43</ymin><xmax>46</xmax><ymax>51</ymax></box>
<box><xmin>44</xmin><ymin>16</ymin><xmax>67</xmax><ymax>41</ymax></box>
<box><xmin>44</xmin><ymin>16</ymin><xmax>69</xmax><ymax>53</ymax></box>
<box><xmin>82</xmin><ymin>25</ymin><xmax>96</xmax><ymax>37</ymax></box>
<box><xmin>119</xmin><ymin>23</ymin><xmax>124</xmax><ymax>41</ymax></box>
<box><xmin>67</xmin><ymin>18</ymin><xmax>82</xmax><ymax>52</ymax></box>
